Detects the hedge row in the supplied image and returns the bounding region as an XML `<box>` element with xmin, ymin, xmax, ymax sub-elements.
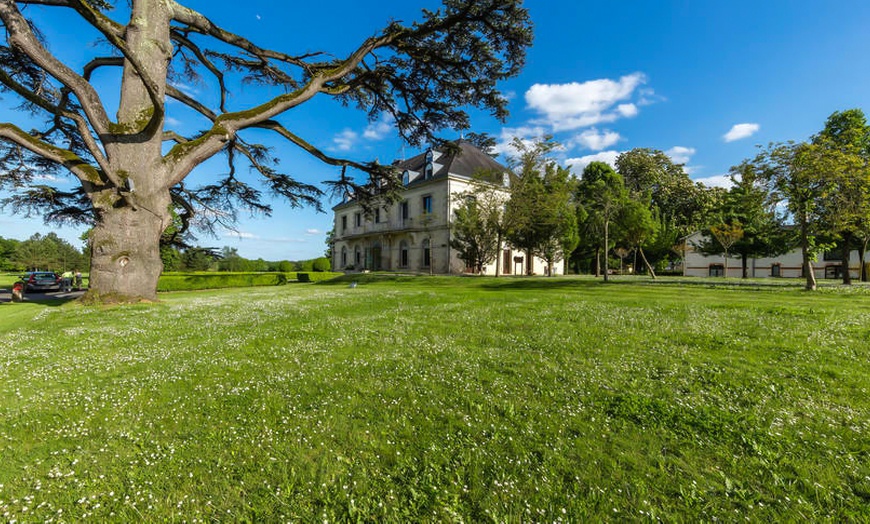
<box><xmin>157</xmin><ymin>272</ymin><xmax>341</xmax><ymax>292</ymax></box>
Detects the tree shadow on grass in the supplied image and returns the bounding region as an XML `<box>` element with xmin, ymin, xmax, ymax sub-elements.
<box><xmin>0</xmin><ymin>289</ymin><xmax>84</xmax><ymax>307</ymax></box>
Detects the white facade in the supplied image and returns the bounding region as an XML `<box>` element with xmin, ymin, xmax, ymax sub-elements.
<box><xmin>682</xmin><ymin>231</ymin><xmax>866</xmax><ymax>279</ymax></box>
<box><xmin>331</xmin><ymin>141</ymin><xmax>563</xmax><ymax>276</ymax></box>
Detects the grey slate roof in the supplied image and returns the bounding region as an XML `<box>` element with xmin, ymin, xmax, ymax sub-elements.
<box><xmin>394</xmin><ymin>139</ymin><xmax>508</xmax><ymax>183</ymax></box>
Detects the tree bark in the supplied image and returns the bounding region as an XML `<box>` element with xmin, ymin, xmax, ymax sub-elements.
<box><xmin>741</xmin><ymin>252</ymin><xmax>749</xmax><ymax>279</ymax></box>
<box><xmin>638</xmin><ymin>246</ymin><xmax>656</xmax><ymax>280</ymax></box>
<box><xmin>841</xmin><ymin>232</ymin><xmax>852</xmax><ymax>285</ymax></box>
<box><xmin>603</xmin><ymin>219</ymin><xmax>609</xmax><ymax>282</ymax></box>
<box><xmin>861</xmin><ymin>236</ymin><xmax>869</xmax><ymax>282</ymax></box>
<box><xmin>88</xmin><ymin>195</ymin><xmax>170</xmax><ymax>301</ymax></box>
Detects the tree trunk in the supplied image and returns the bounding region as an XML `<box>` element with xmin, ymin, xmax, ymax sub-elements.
<box><xmin>841</xmin><ymin>232</ymin><xmax>852</xmax><ymax>285</ymax></box>
<box><xmin>638</xmin><ymin>246</ymin><xmax>656</xmax><ymax>280</ymax></box>
<box><xmin>594</xmin><ymin>246</ymin><xmax>601</xmax><ymax>277</ymax></box>
<box><xmin>741</xmin><ymin>253</ymin><xmax>748</xmax><ymax>279</ymax></box>
<box><xmin>88</xmin><ymin>199</ymin><xmax>169</xmax><ymax>301</ymax></box>
<box><xmin>495</xmin><ymin>232</ymin><xmax>502</xmax><ymax>278</ymax></box>
<box><xmin>800</xmin><ymin>212</ymin><xmax>816</xmax><ymax>291</ymax></box>
<box><xmin>723</xmin><ymin>249</ymin><xmax>729</xmax><ymax>278</ymax></box>
<box><xmin>861</xmin><ymin>236</ymin><xmax>869</xmax><ymax>282</ymax></box>
<box><xmin>603</xmin><ymin>220</ymin><xmax>609</xmax><ymax>282</ymax></box>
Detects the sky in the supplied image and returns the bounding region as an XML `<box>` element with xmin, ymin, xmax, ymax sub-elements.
<box><xmin>3</xmin><ymin>0</ymin><xmax>870</xmax><ymax>261</ymax></box>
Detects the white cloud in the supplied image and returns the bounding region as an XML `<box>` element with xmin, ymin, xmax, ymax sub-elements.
<box><xmin>666</xmin><ymin>146</ymin><xmax>696</xmax><ymax>165</ymax></box>
<box><xmin>305</xmin><ymin>228</ymin><xmax>321</xmax><ymax>235</ymax></box>
<box><xmin>492</xmin><ymin>126</ymin><xmax>548</xmax><ymax>158</ymax></box>
<box><xmin>362</xmin><ymin>116</ymin><xmax>394</xmax><ymax>140</ymax></box>
<box><xmin>525</xmin><ymin>73</ymin><xmax>649</xmax><ymax>131</ymax></box>
<box><xmin>565</xmin><ymin>150</ymin><xmax>621</xmax><ymax>175</ymax></box>
<box><xmin>693</xmin><ymin>174</ymin><xmax>734</xmax><ymax>189</ymax></box>
<box><xmin>332</xmin><ymin>129</ymin><xmax>358</xmax><ymax>151</ymax></box>
<box><xmin>723</xmin><ymin>123</ymin><xmax>760</xmax><ymax>143</ymax></box>
<box><xmin>616</xmin><ymin>103</ymin><xmax>638</xmax><ymax>118</ymax></box>
<box><xmin>224</xmin><ymin>230</ymin><xmax>259</xmax><ymax>240</ymax></box>
<box><xmin>569</xmin><ymin>128</ymin><xmax>621</xmax><ymax>151</ymax></box>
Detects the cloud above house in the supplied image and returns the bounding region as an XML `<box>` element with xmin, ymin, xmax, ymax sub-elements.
<box><xmin>569</xmin><ymin>128</ymin><xmax>621</xmax><ymax>151</ymax></box>
<box><xmin>331</xmin><ymin>116</ymin><xmax>395</xmax><ymax>151</ymax></box>
<box><xmin>525</xmin><ymin>72</ymin><xmax>649</xmax><ymax>132</ymax></box>
<box><xmin>565</xmin><ymin>150</ymin><xmax>621</xmax><ymax>175</ymax></box>
<box><xmin>665</xmin><ymin>146</ymin><xmax>696</xmax><ymax>165</ymax></box>
<box><xmin>693</xmin><ymin>174</ymin><xmax>734</xmax><ymax>189</ymax></box>
<box><xmin>723</xmin><ymin>123</ymin><xmax>760</xmax><ymax>142</ymax></box>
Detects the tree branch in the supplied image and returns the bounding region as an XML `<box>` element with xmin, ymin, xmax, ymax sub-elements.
<box><xmin>0</xmin><ymin>122</ymin><xmax>103</xmax><ymax>186</ymax></box>
<box><xmin>0</xmin><ymin>0</ymin><xmax>111</xmax><ymax>134</ymax></box>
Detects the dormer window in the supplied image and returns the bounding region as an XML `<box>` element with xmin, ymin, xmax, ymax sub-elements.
<box><xmin>425</xmin><ymin>163</ymin><xmax>433</xmax><ymax>180</ymax></box>
<box><xmin>424</xmin><ymin>149</ymin><xmax>434</xmax><ymax>179</ymax></box>
<box><xmin>402</xmin><ymin>170</ymin><xmax>410</xmax><ymax>186</ymax></box>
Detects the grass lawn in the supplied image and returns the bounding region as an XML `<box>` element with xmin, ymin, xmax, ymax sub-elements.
<box><xmin>1</xmin><ymin>276</ymin><xmax>868</xmax><ymax>521</ymax></box>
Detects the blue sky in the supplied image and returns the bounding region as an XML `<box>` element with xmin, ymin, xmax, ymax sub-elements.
<box><xmin>3</xmin><ymin>1</ymin><xmax>870</xmax><ymax>260</ymax></box>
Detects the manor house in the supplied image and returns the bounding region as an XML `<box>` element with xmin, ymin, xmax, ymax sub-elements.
<box><xmin>331</xmin><ymin>140</ymin><xmax>561</xmax><ymax>276</ymax></box>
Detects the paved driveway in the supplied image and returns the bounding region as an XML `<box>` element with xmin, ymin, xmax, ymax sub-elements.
<box><xmin>0</xmin><ymin>288</ymin><xmax>86</xmax><ymax>303</ymax></box>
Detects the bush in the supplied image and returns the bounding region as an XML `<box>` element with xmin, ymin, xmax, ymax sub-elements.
<box><xmin>157</xmin><ymin>271</ymin><xmax>342</xmax><ymax>291</ymax></box>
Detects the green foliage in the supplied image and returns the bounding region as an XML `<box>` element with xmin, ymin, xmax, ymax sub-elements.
<box><xmin>156</xmin><ymin>271</ymin><xmax>342</xmax><ymax>291</ymax></box>
<box><xmin>450</xmin><ymin>192</ymin><xmax>501</xmax><ymax>273</ymax></box>
<box><xmin>505</xmin><ymin>137</ymin><xmax>578</xmax><ymax>274</ymax></box>
<box><xmin>1</xmin><ymin>278</ymin><xmax>869</xmax><ymax>520</ymax></box>
<box><xmin>9</xmin><ymin>232</ymin><xmax>87</xmax><ymax>272</ymax></box>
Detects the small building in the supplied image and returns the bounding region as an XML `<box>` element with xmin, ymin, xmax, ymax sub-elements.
<box><xmin>682</xmin><ymin>231</ymin><xmax>867</xmax><ymax>279</ymax></box>
<box><xmin>331</xmin><ymin>140</ymin><xmax>562</xmax><ymax>276</ymax></box>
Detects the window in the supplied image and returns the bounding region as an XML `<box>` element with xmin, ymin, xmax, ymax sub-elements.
<box><xmin>422</xmin><ymin>239</ymin><xmax>431</xmax><ymax>267</ymax></box>
<box><xmin>354</xmin><ymin>246</ymin><xmax>361</xmax><ymax>266</ymax></box>
<box><xmin>823</xmin><ymin>250</ymin><xmax>843</xmax><ymax>261</ymax></box>
<box><xmin>709</xmin><ymin>264</ymin><xmax>725</xmax><ymax>277</ymax></box>
<box><xmin>424</xmin><ymin>163</ymin><xmax>433</xmax><ymax>179</ymax></box>
<box><xmin>770</xmin><ymin>263</ymin><xmax>781</xmax><ymax>277</ymax></box>
<box><xmin>375</xmin><ymin>208</ymin><xmax>381</xmax><ymax>223</ymax></box>
<box><xmin>355</xmin><ymin>213</ymin><xmax>361</xmax><ymax>227</ymax></box>
<box><xmin>402</xmin><ymin>170</ymin><xmax>410</xmax><ymax>186</ymax></box>
<box><xmin>422</xmin><ymin>195</ymin><xmax>432</xmax><ymax>215</ymax></box>
<box><xmin>341</xmin><ymin>215</ymin><xmax>347</xmax><ymax>233</ymax></box>
<box><xmin>341</xmin><ymin>247</ymin><xmax>347</xmax><ymax>268</ymax></box>
<box><xmin>400</xmin><ymin>201</ymin><xmax>409</xmax><ymax>221</ymax></box>
<box><xmin>400</xmin><ymin>241</ymin><xmax>409</xmax><ymax>267</ymax></box>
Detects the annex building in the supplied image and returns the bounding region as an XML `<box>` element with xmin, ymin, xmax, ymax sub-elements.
<box><xmin>331</xmin><ymin>140</ymin><xmax>562</xmax><ymax>276</ymax></box>
<box><xmin>682</xmin><ymin>231</ymin><xmax>869</xmax><ymax>279</ymax></box>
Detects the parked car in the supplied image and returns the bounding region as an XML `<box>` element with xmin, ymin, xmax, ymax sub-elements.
<box><xmin>21</xmin><ymin>271</ymin><xmax>61</xmax><ymax>292</ymax></box>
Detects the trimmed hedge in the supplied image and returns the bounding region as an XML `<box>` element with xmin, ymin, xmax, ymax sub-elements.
<box><xmin>156</xmin><ymin>272</ymin><xmax>341</xmax><ymax>292</ymax></box>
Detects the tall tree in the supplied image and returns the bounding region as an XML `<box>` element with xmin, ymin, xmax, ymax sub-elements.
<box><xmin>756</xmin><ymin>141</ymin><xmax>849</xmax><ymax>290</ymax></box>
<box><xmin>617</xmin><ymin>199</ymin><xmax>659</xmax><ymax>278</ymax></box>
<box><xmin>0</xmin><ymin>0</ymin><xmax>532</xmax><ymax>301</ymax></box>
<box><xmin>450</xmin><ymin>192</ymin><xmax>501</xmax><ymax>274</ymax></box>
<box><xmin>504</xmin><ymin>137</ymin><xmax>577</xmax><ymax>275</ymax></box>
<box><xmin>813</xmin><ymin>109</ymin><xmax>870</xmax><ymax>284</ymax></box>
<box><xmin>576</xmin><ymin>161</ymin><xmax>627</xmax><ymax>282</ymax></box>
<box><xmin>696</xmin><ymin>161</ymin><xmax>787</xmax><ymax>278</ymax></box>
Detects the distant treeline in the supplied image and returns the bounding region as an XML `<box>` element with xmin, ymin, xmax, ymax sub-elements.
<box><xmin>1</xmin><ymin>234</ymin><xmax>331</xmax><ymax>274</ymax></box>
<box><xmin>160</xmin><ymin>245</ymin><xmax>331</xmax><ymax>273</ymax></box>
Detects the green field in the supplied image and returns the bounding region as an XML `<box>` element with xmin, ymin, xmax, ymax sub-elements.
<box><xmin>1</xmin><ymin>276</ymin><xmax>869</xmax><ymax>521</ymax></box>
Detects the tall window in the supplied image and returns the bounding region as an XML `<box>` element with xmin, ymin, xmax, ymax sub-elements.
<box><xmin>354</xmin><ymin>213</ymin><xmax>361</xmax><ymax>227</ymax></box>
<box><xmin>354</xmin><ymin>246</ymin><xmax>361</xmax><ymax>266</ymax></box>
<box><xmin>400</xmin><ymin>241</ymin><xmax>409</xmax><ymax>267</ymax></box>
<box><xmin>341</xmin><ymin>215</ymin><xmax>347</xmax><ymax>233</ymax></box>
<box><xmin>400</xmin><ymin>201</ymin><xmax>409</xmax><ymax>222</ymax></box>
<box><xmin>422</xmin><ymin>239</ymin><xmax>431</xmax><ymax>267</ymax></box>
<box><xmin>341</xmin><ymin>247</ymin><xmax>347</xmax><ymax>268</ymax></box>
<box><xmin>375</xmin><ymin>208</ymin><xmax>381</xmax><ymax>223</ymax></box>
<box><xmin>422</xmin><ymin>195</ymin><xmax>432</xmax><ymax>215</ymax></box>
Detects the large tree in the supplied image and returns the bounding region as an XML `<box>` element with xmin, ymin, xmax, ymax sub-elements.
<box><xmin>576</xmin><ymin>161</ymin><xmax>627</xmax><ymax>282</ymax></box>
<box><xmin>756</xmin><ymin>141</ymin><xmax>850</xmax><ymax>290</ymax></box>
<box><xmin>813</xmin><ymin>109</ymin><xmax>870</xmax><ymax>284</ymax></box>
<box><xmin>0</xmin><ymin>0</ymin><xmax>532</xmax><ymax>301</ymax></box>
<box><xmin>504</xmin><ymin>137</ymin><xmax>578</xmax><ymax>276</ymax></box>
<box><xmin>695</xmin><ymin>161</ymin><xmax>786</xmax><ymax>278</ymax></box>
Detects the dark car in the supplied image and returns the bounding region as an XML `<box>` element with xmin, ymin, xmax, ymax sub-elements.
<box><xmin>22</xmin><ymin>271</ymin><xmax>61</xmax><ymax>292</ymax></box>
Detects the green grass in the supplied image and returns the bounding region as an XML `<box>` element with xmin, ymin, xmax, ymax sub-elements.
<box><xmin>1</xmin><ymin>276</ymin><xmax>869</xmax><ymax>521</ymax></box>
